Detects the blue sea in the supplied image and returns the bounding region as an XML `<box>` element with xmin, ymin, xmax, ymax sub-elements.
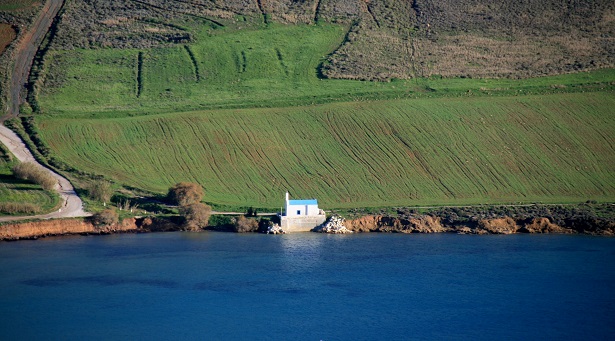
<box><xmin>0</xmin><ymin>232</ymin><xmax>614</xmax><ymax>340</ymax></box>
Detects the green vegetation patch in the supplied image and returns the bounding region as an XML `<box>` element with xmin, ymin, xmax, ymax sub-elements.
<box><xmin>0</xmin><ymin>159</ymin><xmax>59</xmax><ymax>215</ymax></box>
<box><xmin>37</xmin><ymin>91</ymin><xmax>615</xmax><ymax>209</ymax></box>
<box><xmin>30</xmin><ymin>14</ymin><xmax>615</xmax><ymax>210</ymax></box>
<box><xmin>0</xmin><ymin>0</ymin><xmax>38</xmax><ymax>11</ymax></box>
<box><xmin>37</xmin><ymin>21</ymin><xmax>615</xmax><ymax>117</ymax></box>
<box><xmin>39</xmin><ymin>23</ymin><xmax>352</xmax><ymax>116</ymax></box>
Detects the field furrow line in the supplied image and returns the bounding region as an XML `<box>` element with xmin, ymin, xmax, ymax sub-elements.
<box><xmin>136</xmin><ymin>52</ymin><xmax>144</xmax><ymax>97</ymax></box>
<box><xmin>255</xmin><ymin>0</ymin><xmax>268</xmax><ymax>25</ymax></box>
<box><xmin>275</xmin><ymin>48</ymin><xmax>289</xmax><ymax>76</ymax></box>
<box><xmin>313</xmin><ymin>0</ymin><xmax>322</xmax><ymax>24</ymax></box>
<box><xmin>365</xmin><ymin>3</ymin><xmax>381</xmax><ymax>28</ymax></box>
<box><xmin>184</xmin><ymin>45</ymin><xmax>201</xmax><ymax>82</ymax></box>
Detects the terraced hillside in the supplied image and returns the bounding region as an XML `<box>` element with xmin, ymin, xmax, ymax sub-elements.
<box><xmin>40</xmin><ymin>0</ymin><xmax>615</xmax><ymax>80</ymax></box>
<box><xmin>3</xmin><ymin>0</ymin><xmax>614</xmax><ymax>210</ymax></box>
<box><xmin>35</xmin><ymin>20</ymin><xmax>615</xmax><ymax>117</ymax></box>
<box><xmin>38</xmin><ymin>92</ymin><xmax>615</xmax><ymax>208</ymax></box>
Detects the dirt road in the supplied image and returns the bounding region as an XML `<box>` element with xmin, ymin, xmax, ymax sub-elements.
<box><xmin>8</xmin><ymin>0</ymin><xmax>63</xmax><ymax>118</ymax></box>
<box><xmin>0</xmin><ymin>0</ymin><xmax>88</xmax><ymax>222</ymax></box>
<box><xmin>0</xmin><ymin>126</ymin><xmax>89</xmax><ymax>222</ymax></box>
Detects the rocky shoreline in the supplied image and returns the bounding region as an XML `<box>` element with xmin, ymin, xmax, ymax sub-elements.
<box><xmin>340</xmin><ymin>203</ymin><xmax>615</xmax><ymax>235</ymax></box>
<box><xmin>342</xmin><ymin>215</ymin><xmax>603</xmax><ymax>235</ymax></box>
<box><xmin>1</xmin><ymin>203</ymin><xmax>613</xmax><ymax>240</ymax></box>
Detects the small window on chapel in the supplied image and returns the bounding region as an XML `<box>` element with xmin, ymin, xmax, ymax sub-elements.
<box><xmin>297</xmin><ymin>210</ymin><xmax>301</xmax><ymax>215</ymax></box>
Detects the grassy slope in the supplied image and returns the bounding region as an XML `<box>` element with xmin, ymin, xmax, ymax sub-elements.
<box><xmin>33</xmin><ymin>22</ymin><xmax>615</xmax><ymax>209</ymax></box>
<box><xmin>0</xmin><ymin>159</ymin><xmax>59</xmax><ymax>214</ymax></box>
<box><xmin>38</xmin><ymin>92</ymin><xmax>615</xmax><ymax>209</ymax></box>
<box><xmin>39</xmin><ymin>23</ymin><xmax>615</xmax><ymax>118</ymax></box>
<box><xmin>40</xmin><ymin>23</ymin><xmax>365</xmax><ymax>115</ymax></box>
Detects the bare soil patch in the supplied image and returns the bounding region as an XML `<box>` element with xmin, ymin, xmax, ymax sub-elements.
<box><xmin>0</xmin><ymin>23</ymin><xmax>15</xmax><ymax>55</ymax></box>
<box><xmin>322</xmin><ymin>0</ymin><xmax>615</xmax><ymax>80</ymax></box>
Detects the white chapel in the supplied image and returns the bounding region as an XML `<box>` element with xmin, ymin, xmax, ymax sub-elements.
<box><xmin>280</xmin><ymin>192</ymin><xmax>326</xmax><ymax>232</ymax></box>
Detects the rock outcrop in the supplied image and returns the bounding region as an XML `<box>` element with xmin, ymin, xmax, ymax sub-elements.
<box><xmin>519</xmin><ymin>217</ymin><xmax>573</xmax><ymax>234</ymax></box>
<box><xmin>341</xmin><ymin>214</ymin><xmax>611</xmax><ymax>235</ymax></box>
<box><xmin>314</xmin><ymin>215</ymin><xmax>353</xmax><ymax>234</ymax></box>
<box><xmin>345</xmin><ymin>215</ymin><xmax>380</xmax><ymax>232</ymax></box>
<box><xmin>345</xmin><ymin>215</ymin><xmax>449</xmax><ymax>233</ymax></box>
<box><xmin>478</xmin><ymin>217</ymin><xmax>518</xmax><ymax>234</ymax></box>
<box><xmin>267</xmin><ymin>223</ymin><xmax>285</xmax><ymax>234</ymax></box>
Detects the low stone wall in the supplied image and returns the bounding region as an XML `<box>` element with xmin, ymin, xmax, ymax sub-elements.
<box><xmin>0</xmin><ymin>218</ymin><xmax>139</xmax><ymax>240</ymax></box>
<box><xmin>281</xmin><ymin>215</ymin><xmax>327</xmax><ymax>232</ymax></box>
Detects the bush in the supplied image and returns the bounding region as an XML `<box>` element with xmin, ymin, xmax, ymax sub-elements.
<box><xmin>88</xmin><ymin>180</ymin><xmax>113</xmax><ymax>202</ymax></box>
<box><xmin>11</xmin><ymin>162</ymin><xmax>56</xmax><ymax>190</ymax></box>
<box><xmin>0</xmin><ymin>142</ymin><xmax>12</xmax><ymax>162</ymax></box>
<box><xmin>19</xmin><ymin>102</ymin><xmax>33</xmax><ymax>115</ymax></box>
<box><xmin>179</xmin><ymin>203</ymin><xmax>211</xmax><ymax>231</ymax></box>
<box><xmin>90</xmin><ymin>208</ymin><xmax>119</xmax><ymax>227</ymax></box>
<box><xmin>167</xmin><ymin>182</ymin><xmax>204</xmax><ymax>206</ymax></box>
<box><xmin>208</xmin><ymin>215</ymin><xmax>234</xmax><ymax>231</ymax></box>
<box><xmin>246</xmin><ymin>207</ymin><xmax>257</xmax><ymax>217</ymax></box>
<box><xmin>233</xmin><ymin>216</ymin><xmax>259</xmax><ymax>233</ymax></box>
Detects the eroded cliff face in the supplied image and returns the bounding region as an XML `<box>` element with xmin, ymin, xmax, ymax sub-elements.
<box><xmin>345</xmin><ymin>215</ymin><xmax>614</xmax><ymax>235</ymax></box>
<box><xmin>345</xmin><ymin>215</ymin><xmax>449</xmax><ymax>233</ymax></box>
<box><xmin>2</xmin><ymin>211</ymin><xmax>612</xmax><ymax>240</ymax></box>
<box><xmin>0</xmin><ymin>216</ymin><xmax>187</xmax><ymax>241</ymax></box>
<box><xmin>0</xmin><ymin>218</ymin><xmax>139</xmax><ymax>240</ymax></box>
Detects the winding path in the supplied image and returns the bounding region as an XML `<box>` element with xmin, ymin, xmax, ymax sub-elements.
<box><xmin>0</xmin><ymin>126</ymin><xmax>88</xmax><ymax>222</ymax></box>
<box><xmin>1</xmin><ymin>0</ymin><xmax>88</xmax><ymax>222</ymax></box>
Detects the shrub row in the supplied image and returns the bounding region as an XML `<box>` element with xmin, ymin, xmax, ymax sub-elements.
<box><xmin>21</xmin><ymin>116</ymin><xmax>50</xmax><ymax>157</ymax></box>
<box><xmin>0</xmin><ymin>202</ymin><xmax>40</xmax><ymax>215</ymax></box>
<box><xmin>12</xmin><ymin>162</ymin><xmax>56</xmax><ymax>190</ymax></box>
<box><xmin>0</xmin><ymin>142</ymin><xmax>11</xmax><ymax>162</ymax></box>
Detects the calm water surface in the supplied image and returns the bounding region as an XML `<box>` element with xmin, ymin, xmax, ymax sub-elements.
<box><xmin>0</xmin><ymin>232</ymin><xmax>613</xmax><ymax>340</ymax></box>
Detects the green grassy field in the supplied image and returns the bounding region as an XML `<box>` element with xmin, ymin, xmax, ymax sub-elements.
<box><xmin>30</xmin><ymin>20</ymin><xmax>615</xmax><ymax>209</ymax></box>
<box><xmin>0</xmin><ymin>159</ymin><xmax>59</xmax><ymax>215</ymax></box>
<box><xmin>37</xmin><ymin>91</ymin><xmax>615</xmax><ymax>209</ymax></box>
<box><xmin>38</xmin><ymin>23</ymin><xmax>615</xmax><ymax>118</ymax></box>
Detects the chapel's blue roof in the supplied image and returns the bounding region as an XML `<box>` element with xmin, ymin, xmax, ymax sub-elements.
<box><xmin>288</xmin><ymin>199</ymin><xmax>318</xmax><ymax>205</ymax></box>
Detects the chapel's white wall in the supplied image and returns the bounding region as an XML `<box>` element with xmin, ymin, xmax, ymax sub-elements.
<box><xmin>286</xmin><ymin>204</ymin><xmax>320</xmax><ymax>216</ymax></box>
